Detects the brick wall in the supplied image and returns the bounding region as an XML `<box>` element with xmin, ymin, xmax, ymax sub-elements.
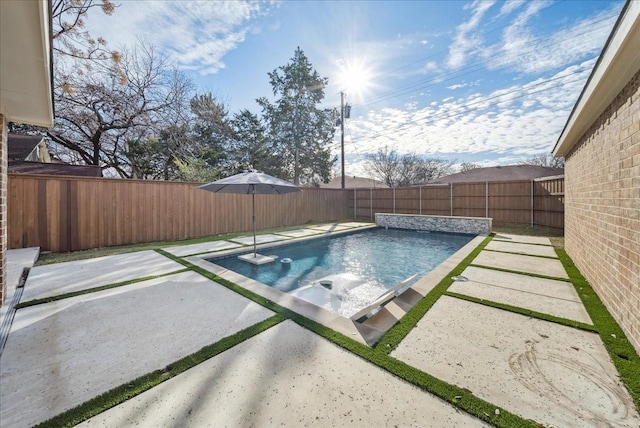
<box><xmin>564</xmin><ymin>69</ymin><xmax>640</xmax><ymax>354</ymax></box>
<box><xmin>0</xmin><ymin>113</ymin><xmax>7</xmax><ymax>305</ymax></box>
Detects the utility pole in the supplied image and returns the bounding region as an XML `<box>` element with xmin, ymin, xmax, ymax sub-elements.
<box><xmin>341</xmin><ymin>91</ymin><xmax>345</xmax><ymax>189</ymax></box>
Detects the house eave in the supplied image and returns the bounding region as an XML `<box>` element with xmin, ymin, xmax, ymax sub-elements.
<box><xmin>0</xmin><ymin>0</ymin><xmax>54</xmax><ymax>127</ymax></box>
<box><xmin>553</xmin><ymin>1</ymin><xmax>640</xmax><ymax>158</ymax></box>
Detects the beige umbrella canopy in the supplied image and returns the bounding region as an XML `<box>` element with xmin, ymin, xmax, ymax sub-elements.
<box><xmin>198</xmin><ymin>170</ymin><xmax>301</xmax><ymax>260</ymax></box>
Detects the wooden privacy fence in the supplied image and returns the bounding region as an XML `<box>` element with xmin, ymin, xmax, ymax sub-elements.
<box><xmin>8</xmin><ymin>174</ymin><xmax>351</xmax><ymax>252</ymax></box>
<box><xmin>9</xmin><ymin>174</ymin><xmax>564</xmax><ymax>253</ymax></box>
<box><xmin>349</xmin><ymin>176</ymin><xmax>564</xmax><ymax>232</ymax></box>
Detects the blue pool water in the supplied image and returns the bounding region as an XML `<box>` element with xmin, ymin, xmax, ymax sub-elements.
<box><xmin>210</xmin><ymin>228</ymin><xmax>475</xmax><ymax>294</ymax></box>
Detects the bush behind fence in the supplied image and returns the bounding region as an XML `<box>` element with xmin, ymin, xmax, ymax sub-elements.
<box><xmin>9</xmin><ymin>174</ymin><xmax>563</xmax><ymax>253</ymax></box>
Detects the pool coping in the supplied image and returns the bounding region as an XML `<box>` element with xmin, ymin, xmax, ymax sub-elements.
<box><xmin>187</xmin><ymin>229</ymin><xmax>488</xmax><ymax>345</ymax></box>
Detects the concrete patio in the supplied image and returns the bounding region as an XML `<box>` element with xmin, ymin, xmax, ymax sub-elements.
<box><xmin>0</xmin><ymin>224</ymin><xmax>638</xmax><ymax>427</ymax></box>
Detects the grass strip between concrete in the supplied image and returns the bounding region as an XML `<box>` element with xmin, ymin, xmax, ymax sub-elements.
<box><xmin>35</xmin><ymin>314</ymin><xmax>286</xmax><ymax>428</ymax></box>
<box><xmin>15</xmin><ymin>268</ymin><xmax>191</xmax><ymax>309</ymax></box>
<box><xmin>444</xmin><ymin>291</ymin><xmax>597</xmax><ymax>332</ymax></box>
<box><xmin>470</xmin><ymin>263</ymin><xmax>571</xmax><ymax>283</ymax></box>
<box><xmin>482</xmin><ymin>248</ymin><xmax>559</xmax><ymax>259</ymax></box>
<box><xmin>35</xmin><ymin>232</ymin><xmax>637</xmax><ymax>428</ymax></box>
<box><xmin>373</xmin><ymin>234</ymin><xmax>495</xmax><ymax>353</ymax></box>
<box><xmin>157</xmin><ymin>241</ymin><xmax>542</xmax><ymax>427</ymax></box>
<box><xmin>283</xmin><ymin>297</ymin><xmax>538</xmax><ymax>428</ymax></box>
<box><xmin>556</xmin><ymin>249</ymin><xmax>640</xmax><ymax>410</ymax></box>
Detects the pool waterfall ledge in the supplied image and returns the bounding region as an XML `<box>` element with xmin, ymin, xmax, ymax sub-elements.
<box><xmin>187</xmin><ymin>234</ymin><xmax>487</xmax><ymax>346</ymax></box>
<box><xmin>376</xmin><ymin>213</ymin><xmax>492</xmax><ymax>235</ymax></box>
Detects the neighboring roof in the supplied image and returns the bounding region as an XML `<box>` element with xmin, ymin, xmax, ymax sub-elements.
<box><xmin>318</xmin><ymin>176</ymin><xmax>390</xmax><ymax>189</ymax></box>
<box><xmin>554</xmin><ymin>1</ymin><xmax>640</xmax><ymax>157</ymax></box>
<box><xmin>8</xmin><ymin>161</ymin><xmax>103</xmax><ymax>177</ymax></box>
<box><xmin>0</xmin><ymin>0</ymin><xmax>54</xmax><ymax>127</ymax></box>
<box><xmin>427</xmin><ymin>165</ymin><xmax>564</xmax><ymax>184</ymax></box>
<box><xmin>7</xmin><ymin>134</ymin><xmax>44</xmax><ymax>161</ymax></box>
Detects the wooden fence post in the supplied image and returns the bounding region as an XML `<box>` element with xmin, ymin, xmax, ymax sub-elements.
<box><xmin>485</xmin><ymin>181</ymin><xmax>489</xmax><ymax>218</ymax></box>
<box><xmin>393</xmin><ymin>187</ymin><xmax>396</xmax><ymax>213</ymax></box>
<box><xmin>353</xmin><ymin>189</ymin><xmax>356</xmax><ymax>219</ymax></box>
<box><xmin>531</xmin><ymin>179</ymin><xmax>534</xmax><ymax>227</ymax></box>
<box><xmin>450</xmin><ymin>184</ymin><xmax>453</xmax><ymax>216</ymax></box>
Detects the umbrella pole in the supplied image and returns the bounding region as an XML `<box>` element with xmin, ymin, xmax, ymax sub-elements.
<box><xmin>252</xmin><ymin>188</ymin><xmax>257</xmax><ymax>258</ymax></box>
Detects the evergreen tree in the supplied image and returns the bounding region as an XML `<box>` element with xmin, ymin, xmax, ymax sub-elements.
<box><xmin>229</xmin><ymin>110</ymin><xmax>279</xmax><ymax>175</ymax></box>
<box><xmin>257</xmin><ymin>48</ymin><xmax>338</xmax><ymax>185</ymax></box>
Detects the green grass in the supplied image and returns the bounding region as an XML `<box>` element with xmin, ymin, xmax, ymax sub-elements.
<box><xmin>470</xmin><ymin>263</ymin><xmax>572</xmax><ymax>283</ymax></box>
<box><xmin>35</xmin><ymin>315</ymin><xmax>285</xmax><ymax>428</ymax></box>
<box><xmin>15</xmin><ymin>268</ymin><xmax>190</xmax><ymax>308</ymax></box>
<box><xmin>444</xmin><ymin>291</ymin><xmax>597</xmax><ymax>332</ymax></box>
<box><xmin>28</xmin><ymin>228</ymin><xmax>639</xmax><ymax>427</ymax></box>
<box><xmin>282</xmin><ymin>291</ymin><xmax>538</xmax><ymax>428</ymax></box>
<box><xmin>156</xmin><ymin>240</ymin><xmax>542</xmax><ymax>427</ymax></box>
<box><xmin>483</xmin><ymin>248</ymin><xmax>558</xmax><ymax>259</ymax></box>
<box><xmin>373</xmin><ymin>234</ymin><xmax>495</xmax><ymax>353</ymax></box>
<box><xmin>556</xmin><ymin>249</ymin><xmax>640</xmax><ymax>410</ymax></box>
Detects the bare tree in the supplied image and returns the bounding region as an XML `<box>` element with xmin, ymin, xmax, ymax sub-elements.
<box><xmin>365</xmin><ymin>147</ymin><xmax>400</xmax><ymax>187</ymax></box>
<box><xmin>49</xmin><ymin>43</ymin><xmax>193</xmax><ymax>177</ymax></box>
<box><xmin>459</xmin><ymin>162</ymin><xmax>481</xmax><ymax>172</ymax></box>
<box><xmin>52</xmin><ymin>0</ymin><xmax>117</xmax><ymax>62</ymax></box>
<box><xmin>365</xmin><ymin>147</ymin><xmax>453</xmax><ymax>187</ymax></box>
<box><xmin>520</xmin><ymin>154</ymin><xmax>564</xmax><ymax>168</ymax></box>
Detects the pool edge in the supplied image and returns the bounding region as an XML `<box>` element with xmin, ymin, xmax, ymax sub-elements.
<box><xmin>187</xmin><ymin>232</ymin><xmax>488</xmax><ymax>346</ymax></box>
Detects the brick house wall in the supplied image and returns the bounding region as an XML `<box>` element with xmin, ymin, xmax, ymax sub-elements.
<box><xmin>564</xmin><ymin>69</ymin><xmax>640</xmax><ymax>353</ymax></box>
<box><xmin>0</xmin><ymin>113</ymin><xmax>7</xmax><ymax>304</ymax></box>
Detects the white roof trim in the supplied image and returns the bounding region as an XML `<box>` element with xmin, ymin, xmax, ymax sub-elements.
<box><xmin>554</xmin><ymin>1</ymin><xmax>640</xmax><ymax>157</ymax></box>
<box><xmin>0</xmin><ymin>0</ymin><xmax>54</xmax><ymax>127</ymax></box>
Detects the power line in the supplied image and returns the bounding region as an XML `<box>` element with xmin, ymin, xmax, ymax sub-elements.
<box><xmin>335</xmin><ymin>69</ymin><xmax>588</xmax><ymax>148</ymax></box>
<box><xmin>378</xmin><ymin>0</ymin><xmax>569</xmax><ymax>78</ymax></box>
<box><xmin>354</xmin><ymin>12</ymin><xmax>617</xmax><ymax>109</ymax></box>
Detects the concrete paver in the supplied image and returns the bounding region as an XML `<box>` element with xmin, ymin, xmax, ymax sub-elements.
<box><xmin>1</xmin><ymin>230</ymin><xmax>636</xmax><ymax>428</ymax></box>
<box><xmin>230</xmin><ymin>234</ymin><xmax>288</xmax><ymax>245</ymax></box>
<box><xmin>472</xmin><ymin>251</ymin><xmax>569</xmax><ymax>279</ymax></box>
<box><xmin>450</xmin><ymin>266</ymin><xmax>592</xmax><ymax>324</ymax></box>
<box><xmin>339</xmin><ymin>222</ymin><xmax>375</xmax><ymax>228</ymax></box>
<box><xmin>392</xmin><ymin>296</ymin><xmax>639</xmax><ymax>428</ymax></box>
<box><xmin>79</xmin><ymin>320</ymin><xmax>489</xmax><ymax>428</ymax></box>
<box><xmin>6</xmin><ymin>247</ymin><xmax>40</xmax><ymax>292</ymax></box>
<box><xmin>274</xmin><ymin>228</ymin><xmax>324</xmax><ymax>238</ymax></box>
<box><xmin>0</xmin><ymin>271</ymin><xmax>274</xmax><ymax>428</ymax></box>
<box><xmin>308</xmin><ymin>223</ymin><xmax>353</xmax><ymax>232</ymax></box>
<box><xmin>493</xmin><ymin>234</ymin><xmax>552</xmax><ymax>246</ymax></box>
<box><xmin>485</xmin><ymin>240</ymin><xmax>558</xmax><ymax>257</ymax></box>
<box><xmin>162</xmin><ymin>240</ymin><xmax>240</xmax><ymax>257</ymax></box>
<box><xmin>20</xmin><ymin>250</ymin><xmax>184</xmax><ymax>302</ymax></box>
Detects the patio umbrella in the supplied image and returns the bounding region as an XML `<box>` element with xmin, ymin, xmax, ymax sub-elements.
<box><xmin>197</xmin><ymin>170</ymin><xmax>301</xmax><ymax>261</ymax></box>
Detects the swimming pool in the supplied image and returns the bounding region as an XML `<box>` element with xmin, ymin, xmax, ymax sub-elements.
<box><xmin>209</xmin><ymin>228</ymin><xmax>475</xmax><ymax>317</ymax></box>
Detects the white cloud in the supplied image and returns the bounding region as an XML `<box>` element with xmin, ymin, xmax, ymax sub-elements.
<box><xmin>442</xmin><ymin>0</ymin><xmax>619</xmax><ymax>77</ymax></box>
<box><xmin>336</xmin><ymin>61</ymin><xmax>592</xmax><ymax>165</ymax></box>
<box><xmin>85</xmin><ymin>0</ymin><xmax>274</xmax><ymax>75</ymax></box>
<box><xmin>446</xmin><ymin>0</ymin><xmax>497</xmax><ymax>69</ymax></box>
<box><xmin>484</xmin><ymin>3</ymin><xmax>617</xmax><ymax>75</ymax></box>
<box><xmin>496</xmin><ymin>0</ymin><xmax>526</xmax><ymax>18</ymax></box>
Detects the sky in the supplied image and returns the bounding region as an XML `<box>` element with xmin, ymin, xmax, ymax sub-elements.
<box><xmin>84</xmin><ymin>0</ymin><xmax>625</xmax><ymax>177</ymax></box>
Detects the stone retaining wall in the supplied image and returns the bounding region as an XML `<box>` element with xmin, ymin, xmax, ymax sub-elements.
<box><xmin>375</xmin><ymin>213</ymin><xmax>491</xmax><ymax>235</ymax></box>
